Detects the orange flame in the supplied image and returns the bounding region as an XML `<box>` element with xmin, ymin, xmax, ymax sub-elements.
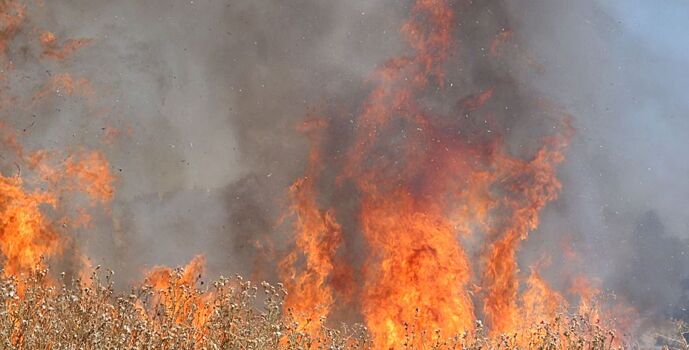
<box><xmin>279</xmin><ymin>1</ymin><xmax>593</xmax><ymax>347</ymax></box>
<box><xmin>481</xmin><ymin>127</ymin><xmax>572</xmax><ymax>334</ymax></box>
<box><xmin>279</xmin><ymin>118</ymin><xmax>352</xmax><ymax>333</ymax></box>
<box><xmin>144</xmin><ymin>255</ymin><xmax>212</xmax><ymax>327</ymax></box>
<box><xmin>0</xmin><ymin>173</ymin><xmax>60</xmax><ymax>277</ymax></box>
<box><xmin>569</xmin><ymin>275</ymin><xmax>602</xmax><ymax>322</ymax></box>
<box><xmin>64</xmin><ymin>151</ymin><xmax>115</xmax><ymax>205</ymax></box>
<box><xmin>34</xmin><ymin>73</ymin><xmax>95</xmax><ymax>101</ymax></box>
<box><xmin>0</xmin><ymin>1</ymin><xmax>636</xmax><ymax>347</ymax></box>
<box><xmin>360</xmin><ymin>190</ymin><xmax>475</xmax><ymax>348</ymax></box>
<box><xmin>0</xmin><ymin>0</ymin><xmax>114</xmax><ymax>297</ymax></box>
<box><xmin>0</xmin><ymin>122</ymin><xmax>114</xmax><ymax>288</ymax></box>
<box><xmin>39</xmin><ymin>31</ymin><xmax>93</xmax><ymax>60</ymax></box>
<box><xmin>520</xmin><ymin>266</ymin><xmax>567</xmax><ymax>327</ymax></box>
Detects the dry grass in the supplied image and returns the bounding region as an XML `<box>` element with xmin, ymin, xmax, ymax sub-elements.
<box><xmin>0</xmin><ymin>266</ymin><xmax>667</xmax><ymax>349</ymax></box>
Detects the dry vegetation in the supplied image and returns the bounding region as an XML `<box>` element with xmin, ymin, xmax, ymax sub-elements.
<box><xmin>0</xmin><ymin>266</ymin><xmax>657</xmax><ymax>350</ymax></box>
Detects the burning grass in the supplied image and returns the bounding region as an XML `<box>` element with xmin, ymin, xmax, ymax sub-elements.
<box><xmin>0</xmin><ymin>264</ymin><xmax>640</xmax><ymax>350</ymax></box>
<box><xmin>0</xmin><ymin>1</ymin><xmax>682</xmax><ymax>348</ymax></box>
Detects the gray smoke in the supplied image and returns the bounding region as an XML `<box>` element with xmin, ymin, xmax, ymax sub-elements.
<box><xmin>507</xmin><ymin>0</ymin><xmax>689</xmax><ymax>321</ymax></box>
<box><xmin>4</xmin><ymin>0</ymin><xmax>688</xmax><ymax>324</ymax></box>
<box><xmin>5</xmin><ymin>0</ymin><xmax>410</xmax><ymax>285</ymax></box>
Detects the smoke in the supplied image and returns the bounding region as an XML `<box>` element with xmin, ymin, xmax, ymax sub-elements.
<box><xmin>505</xmin><ymin>0</ymin><xmax>689</xmax><ymax>319</ymax></box>
<box><xmin>6</xmin><ymin>0</ymin><xmax>411</xmax><ymax>285</ymax></box>
<box><xmin>5</xmin><ymin>0</ymin><xmax>688</xmax><ymax>322</ymax></box>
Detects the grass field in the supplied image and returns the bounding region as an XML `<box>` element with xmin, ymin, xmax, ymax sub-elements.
<box><xmin>0</xmin><ymin>265</ymin><xmax>640</xmax><ymax>350</ymax></box>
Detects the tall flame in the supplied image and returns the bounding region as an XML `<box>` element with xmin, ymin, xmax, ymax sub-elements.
<box><xmin>480</xmin><ymin>128</ymin><xmax>571</xmax><ymax>334</ymax></box>
<box><xmin>0</xmin><ymin>173</ymin><xmax>59</xmax><ymax>277</ymax></box>
<box><xmin>0</xmin><ymin>125</ymin><xmax>115</xmax><ymax>282</ymax></box>
<box><xmin>0</xmin><ymin>1</ymin><xmax>113</xmax><ymax>284</ymax></box>
<box><xmin>280</xmin><ymin>0</ymin><xmax>583</xmax><ymax>347</ymax></box>
<box><xmin>279</xmin><ymin>118</ymin><xmax>352</xmax><ymax>333</ymax></box>
<box><xmin>359</xmin><ymin>190</ymin><xmax>475</xmax><ymax>348</ymax></box>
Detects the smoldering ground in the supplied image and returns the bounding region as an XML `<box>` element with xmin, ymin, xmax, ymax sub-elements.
<box><xmin>4</xmin><ymin>0</ymin><xmax>689</xmax><ymax>324</ymax></box>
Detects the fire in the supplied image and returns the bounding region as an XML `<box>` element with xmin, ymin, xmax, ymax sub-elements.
<box><xmin>279</xmin><ymin>119</ymin><xmax>348</xmax><ymax>333</ymax></box>
<box><xmin>35</xmin><ymin>73</ymin><xmax>95</xmax><ymax>101</ymax></box>
<box><xmin>0</xmin><ymin>0</ymin><xmax>113</xmax><ymax>286</ymax></box>
<box><xmin>521</xmin><ymin>267</ymin><xmax>567</xmax><ymax>328</ymax></box>
<box><xmin>146</xmin><ymin>255</ymin><xmax>206</xmax><ymax>295</ymax></box>
<box><xmin>0</xmin><ymin>173</ymin><xmax>59</xmax><ymax>277</ymax></box>
<box><xmin>144</xmin><ymin>255</ymin><xmax>212</xmax><ymax>327</ymax></box>
<box><xmin>360</xmin><ymin>190</ymin><xmax>475</xmax><ymax>348</ymax></box>
<box><xmin>64</xmin><ymin>151</ymin><xmax>115</xmax><ymax>205</ymax></box>
<box><xmin>0</xmin><ymin>0</ymin><xmax>638</xmax><ymax>348</ymax></box>
<box><xmin>0</xmin><ymin>127</ymin><xmax>55</xmax><ymax>279</ymax></box>
<box><xmin>570</xmin><ymin>275</ymin><xmax>602</xmax><ymax>322</ymax></box>
<box><xmin>0</xmin><ymin>128</ymin><xmax>115</xmax><ymax>287</ymax></box>
<box><xmin>39</xmin><ymin>30</ymin><xmax>93</xmax><ymax>60</ymax></box>
<box><xmin>480</xmin><ymin>129</ymin><xmax>571</xmax><ymax>334</ymax></box>
<box><xmin>278</xmin><ymin>0</ymin><xmax>604</xmax><ymax>347</ymax></box>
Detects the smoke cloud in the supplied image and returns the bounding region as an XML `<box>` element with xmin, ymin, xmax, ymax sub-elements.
<box><xmin>507</xmin><ymin>0</ymin><xmax>689</xmax><ymax>320</ymax></box>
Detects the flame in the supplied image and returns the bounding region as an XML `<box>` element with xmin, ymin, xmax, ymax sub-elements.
<box><xmin>0</xmin><ymin>0</ymin><xmax>637</xmax><ymax>347</ymax></box>
<box><xmin>344</xmin><ymin>6</ymin><xmax>477</xmax><ymax>343</ymax></box>
<box><xmin>146</xmin><ymin>255</ymin><xmax>206</xmax><ymax>291</ymax></box>
<box><xmin>360</xmin><ymin>190</ymin><xmax>475</xmax><ymax>348</ymax></box>
<box><xmin>77</xmin><ymin>255</ymin><xmax>96</xmax><ymax>285</ymax></box>
<box><xmin>279</xmin><ymin>118</ymin><xmax>352</xmax><ymax>333</ymax></box>
<box><xmin>0</xmin><ymin>125</ymin><xmax>113</xmax><ymax>292</ymax></box>
<box><xmin>64</xmin><ymin>151</ymin><xmax>115</xmax><ymax>205</ymax></box>
<box><xmin>144</xmin><ymin>255</ymin><xmax>212</xmax><ymax>327</ymax></box>
<box><xmin>0</xmin><ymin>0</ymin><xmax>113</xmax><ymax>297</ymax></box>
<box><xmin>279</xmin><ymin>0</ymin><xmax>591</xmax><ymax>347</ymax></box>
<box><xmin>481</xmin><ymin>128</ymin><xmax>571</xmax><ymax>334</ymax></box>
<box><xmin>520</xmin><ymin>267</ymin><xmax>567</xmax><ymax>327</ymax></box>
<box><xmin>569</xmin><ymin>275</ymin><xmax>602</xmax><ymax>322</ymax></box>
<box><xmin>0</xmin><ymin>126</ymin><xmax>58</xmax><ymax>280</ymax></box>
<box><xmin>0</xmin><ymin>173</ymin><xmax>60</xmax><ymax>277</ymax></box>
<box><xmin>39</xmin><ymin>30</ymin><xmax>93</xmax><ymax>60</ymax></box>
<box><xmin>34</xmin><ymin>73</ymin><xmax>95</xmax><ymax>101</ymax></box>
<box><xmin>0</xmin><ymin>143</ymin><xmax>114</xmax><ymax>284</ymax></box>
